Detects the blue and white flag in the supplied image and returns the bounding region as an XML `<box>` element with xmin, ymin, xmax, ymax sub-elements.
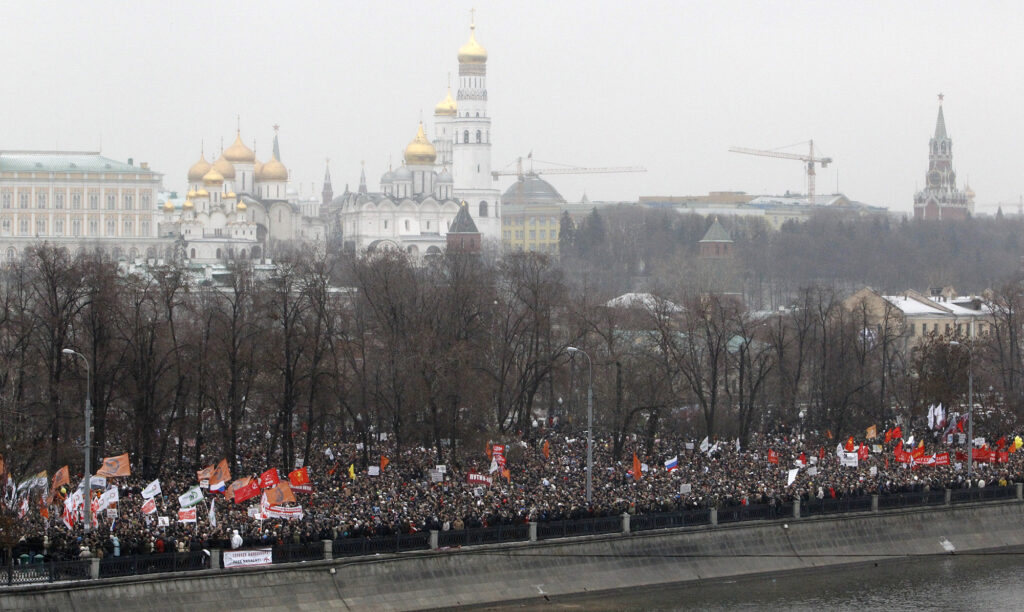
<box><xmin>664</xmin><ymin>456</ymin><xmax>679</xmax><ymax>472</ymax></box>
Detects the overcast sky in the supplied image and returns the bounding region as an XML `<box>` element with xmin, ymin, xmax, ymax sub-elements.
<box><xmin>1</xmin><ymin>1</ymin><xmax>1020</xmax><ymax>213</ymax></box>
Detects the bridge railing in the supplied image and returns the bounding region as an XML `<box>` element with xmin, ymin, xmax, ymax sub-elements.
<box><xmin>3</xmin><ymin>484</ymin><xmax>1020</xmax><ymax>589</ymax></box>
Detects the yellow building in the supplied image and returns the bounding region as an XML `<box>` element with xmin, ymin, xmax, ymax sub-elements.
<box><xmin>500</xmin><ymin>173</ymin><xmax>565</xmax><ymax>253</ymax></box>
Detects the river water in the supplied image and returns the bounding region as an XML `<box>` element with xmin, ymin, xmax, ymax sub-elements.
<box><xmin>477</xmin><ymin>551</ymin><xmax>1024</xmax><ymax>610</ymax></box>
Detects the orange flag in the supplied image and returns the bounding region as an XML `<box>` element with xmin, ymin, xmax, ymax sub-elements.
<box><xmin>866</xmin><ymin>425</ymin><xmax>877</xmax><ymax>440</ymax></box>
<box><xmin>51</xmin><ymin>466</ymin><xmax>69</xmax><ymax>493</ymax></box>
<box><xmin>542</xmin><ymin>440</ymin><xmax>550</xmax><ymax>460</ymax></box>
<box><xmin>502</xmin><ymin>468</ymin><xmax>511</xmax><ymax>482</ymax></box>
<box><xmin>380</xmin><ymin>456</ymin><xmax>390</xmax><ymax>471</ymax></box>
<box><xmin>197</xmin><ymin>465</ymin><xmax>213</xmax><ymax>483</ymax></box>
<box><xmin>486</xmin><ymin>443</ymin><xmax>493</xmax><ymax>460</ymax></box>
<box><xmin>95</xmin><ymin>453</ymin><xmax>130</xmax><ymax>477</ymax></box>
<box><xmin>210</xmin><ymin>458</ymin><xmax>231</xmax><ymax>487</ymax></box>
<box><xmin>632</xmin><ymin>452</ymin><xmax>642</xmax><ymax>482</ymax></box>
<box><xmin>265</xmin><ymin>481</ymin><xmax>296</xmax><ymax>505</ymax></box>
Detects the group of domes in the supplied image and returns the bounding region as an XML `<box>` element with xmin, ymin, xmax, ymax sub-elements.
<box><xmin>394</xmin><ymin>22</ymin><xmax>487</xmax><ymax>170</ymax></box>
<box><xmin>187</xmin><ymin>132</ymin><xmax>288</xmax><ymax>185</ymax></box>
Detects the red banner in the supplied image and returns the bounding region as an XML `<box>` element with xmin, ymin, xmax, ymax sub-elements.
<box><xmin>972</xmin><ymin>448</ymin><xmax>994</xmax><ymax>463</ymax></box>
<box><xmin>857</xmin><ymin>445</ymin><xmax>869</xmax><ymax>461</ymax></box>
<box><xmin>913</xmin><ymin>454</ymin><xmax>936</xmax><ymax>466</ymax></box>
<box><xmin>767</xmin><ymin>449</ymin><xmax>779</xmax><ymax>464</ymax></box>
<box><xmin>466</xmin><ymin>473</ymin><xmax>493</xmax><ymax>486</ymax></box>
<box><xmin>141</xmin><ymin>498</ymin><xmax>156</xmax><ymax>515</ymax></box>
<box><xmin>934</xmin><ymin>452</ymin><xmax>950</xmax><ymax>466</ymax></box>
<box><xmin>997</xmin><ymin>451</ymin><xmax>1010</xmax><ymax>464</ymax></box>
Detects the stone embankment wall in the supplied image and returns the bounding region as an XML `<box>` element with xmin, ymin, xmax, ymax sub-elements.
<box><xmin>4</xmin><ymin>500</ymin><xmax>1024</xmax><ymax>611</ymax></box>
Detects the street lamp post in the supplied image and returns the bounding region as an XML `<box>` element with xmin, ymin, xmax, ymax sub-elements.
<box><xmin>567</xmin><ymin>347</ymin><xmax>593</xmax><ymax>505</ymax></box>
<box><xmin>951</xmin><ymin>341</ymin><xmax>974</xmax><ymax>479</ymax></box>
<box><xmin>62</xmin><ymin>348</ymin><xmax>92</xmax><ymax>534</ymax></box>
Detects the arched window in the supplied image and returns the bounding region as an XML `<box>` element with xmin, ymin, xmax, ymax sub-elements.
<box><xmin>190</xmin><ymin>248</ymin><xmax>196</xmax><ymax>259</ymax></box>
<box><xmin>476</xmin><ymin>130</ymin><xmax>482</xmax><ymax>143</ymax></box>
<box><xmin>463</xmin><ymin>130</ymin><xmax>469</xmax><ymax>143</ymax></box>
<box><xmin>404</xmin><ymin>219</ymin><xmax>410</xmax><ymax>231</ymax></box>
<box><xmin>479</xmin><ymin>200</ymin><xmax>489</xmax><ymax>218</ymax></box>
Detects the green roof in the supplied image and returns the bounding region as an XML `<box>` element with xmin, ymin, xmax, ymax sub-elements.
<box><xmin>699</xmin><ymin>218</ymin><xmax>732</xmax><ymax>242</ymax></box>
<box><xmin>0</xmin><ymin>152</ymin><xmax>157</xmax><ymax>175</ymax></box>
<box><xmin>449</xmin><ymin>203</ymin><xmax>479</xmax><ymax>233</ymax></box>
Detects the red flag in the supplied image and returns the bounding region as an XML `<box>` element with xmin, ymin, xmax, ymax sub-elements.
<box><xmin>857</xmin><ymin>444</ymin><xmax>869</xmax><ymax>461</ymax></box>
<box><xmin>768</xmin><ymin>449</ymin><xmax>779</xmax><ymax>464</ymax></box>
<box><xmin>829</xmin><ymin>486</ymin><xmax>836</xmax><ymax>498</ymax></box>
<box><xmin>957</xmin><ymin>420</ymin><xmax>964</xmax><ymax>433</ymax></box>
<box><xmin>955</xmin><ymin>450</ymin><xmax>967</xmax><ymax>462</ymax></box>
<box><xmin>892</xmin><ymin>426</ymin><xmax>903</xmax><ymax>439</ymax></box>
<box><xmin>380</xmin><ymin>456</ymin><xmax>390</xmax><ymax>471</ymax></box>
<box><xmin>234</xmin><ymin>478</ymin><xmax>260</xmax><ymax>504</ymax></box>
<box><xmin>912</xmin><ymin>440</ymin><xmax>925</xmax><ymax>459</ymax></box>
<box><xmin>884</xmin><ymin>430</ymin><xmax>893</xmax><ymax>444</ymax></box>
<box><xmin>327</xmin><ymin>462</ymin><xmax>339</xmax><ymax>476</ymax></box>
<box><xmin>542</xmin><ymin>440</ymin><xmax>550</xmax><ymax>460</ymax></box>
<box><xmin>486</xmin><ymin>443</ymin><xmax>493</xmax><ymax>460</ymax></box>
<box><xmin>844</xmin><ymin>437</ymin><xmax>855</xmax><ymax>452</ymax></box>
<box><xmin>632</xmin><ymin>453</ymin><xmax>642</xmax><ymax>482</ymax></box>
<box><xmin>998</xmin><ymin>451</ymin><xmax>1010</xmax><ymax>464</ymax></box>
<box><xmin>818</xmin><ymin>447</ymin><xmax>825</xmax><ymax>460</ymax></box>
<box><xmin>288</xmin><ymin>467</ymin><xmax>310</xmax><ymax>487</ymax></box>
<box><xmin>826</xmin><ymin>430</ymin><xmax>833</xmax><ymax>440</ymax></box>
<box><xmin>798</xmin><ymin>452</ymin><xmax>807</xmax><ymax>465</ymax></box>
<box><xmin>259</xmin><ymin>468</ymin><xmax>280</xmax><ymax>489</ymax></box>
<box><xmin>997</xmin><ymin>436</ymin><xmax>1007</xmax><ymax>450</ymax></box>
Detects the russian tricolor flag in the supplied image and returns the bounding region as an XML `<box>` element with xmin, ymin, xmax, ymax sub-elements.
<box><xmin>664</xmin><ymin>456</ymin><xmax>678</xmax><ymax>472</ymax></box>
<box><xmin>210</xmin><ymin>481</ymin><xmax>226</xmax><ymax>494</ymax></box>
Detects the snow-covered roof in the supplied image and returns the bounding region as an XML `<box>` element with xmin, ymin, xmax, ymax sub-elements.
<box><xmin>605</xmin><ymin>292</ymin><xmax>682</xmax><ymax>312</ymax></box>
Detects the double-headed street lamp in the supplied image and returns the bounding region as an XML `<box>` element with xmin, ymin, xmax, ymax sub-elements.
<box><xmin>62</xmin><ymin>348</ymin><xmax>92</xmax><ymax>534</ymax></box>
<box><xmin>566</xmin><ymin>347</ymin><xmax>593</xmax><ymax>504</ymax></box>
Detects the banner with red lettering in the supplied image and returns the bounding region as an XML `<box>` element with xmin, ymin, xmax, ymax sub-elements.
<box><xmin>767</xmin><ymin>449</ymin><xmax>779</xmax><ymax>464</ymax></box>
<box><xmin>223</xmin><ymin>548</ymin><xmax>272</xmax><ymax>569</ymax></box>
<box><xmin>492</xmin><ymin>445</ymin><xmax>506</xmax><ymax>468</ymax></box>
<box><xmin>178</xmin><ymin>508</ymin><xmax>197</xmax><ymax>523</ymax></box>
<box><xmin>141</xmin><ymin>498</ymin><xmax>157</xmax><ymax>515</ymax></box>
<box><xmin>467</xmin><ymin>473</ymin><xmax>493</xmax><ymax>486</ymax></box>
<box><xmin>913</xmin><ymin>454</ymin><xmax>936</xmax><ymax>466</ymax></box>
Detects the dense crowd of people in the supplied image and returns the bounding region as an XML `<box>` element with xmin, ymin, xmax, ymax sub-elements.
<box><xmin>5</xmin><ymin>422</ymin><xmax>1023</xmax><ymax>563</ymax></box>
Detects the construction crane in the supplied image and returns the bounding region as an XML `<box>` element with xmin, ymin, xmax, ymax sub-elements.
<box><xmin>491</xmin><ymin>155</ymin><xmax>646</xmax><ymax>180</ymax></box>
<box><xmin>729</xmin><ymin>140</ymin><xmax>832</xmax><ymax>200</ymax></box>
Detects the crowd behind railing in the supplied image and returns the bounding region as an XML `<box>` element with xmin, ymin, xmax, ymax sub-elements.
<box><xmin>3</xmin><ymin>422</ymin><xmax>1024</xmax><ymax>587</ymax></box>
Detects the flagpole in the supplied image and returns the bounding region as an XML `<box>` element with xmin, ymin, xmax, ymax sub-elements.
<box><xmin>567</xmin><ymin>347</ymin><xmax>593</xmax><ymax>505</ymax></box>
<box><xmin>62</xmin><ymin>349</ymin><xmax>92</xmax><ymax>535</ymax></box>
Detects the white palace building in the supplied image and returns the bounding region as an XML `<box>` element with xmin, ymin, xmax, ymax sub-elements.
<box><xmin>330</xmin><ymin>16</ymin><xmax>502</xmax><ymax>255</ymax></box>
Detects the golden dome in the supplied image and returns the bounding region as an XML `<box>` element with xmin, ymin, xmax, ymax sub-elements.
<box><xmin>163</xmin><ymin>200</ymin><xmax>175</xmax><ymax>212</ymax></box>
<box><xmin>404</xmin><ymin>122</ymin><xmax>437</xmax><ymax>165</ymax></box>
<box><xmin>458</xmin><ymin>23</ymin><xmax>487</xmax><ymax>64</ymax></box>
<box><xmin>236</xmin><ymin>201</ymin><xmax>247</xmax><ymax>212</ymax></box>
<box><xmin>196</xmin><ymin>188</ymin><xmax>209</xmax><ymax>198</ymax></box>
<box><xmin>202</xmin><ymin>167</ymin><xmax>224</xmax><ymax>185</ymax></box>
<box><xmin>226</xmin><ymin>191</ymin><xmax>237</xmax><ymax>199</ymax></box>
<box><xmin>223</xmin><ymin>131</ymin><xmax>256</xmax><ymax>163</ymax></box>
<box><xmin>187</xmin><ymin>189</ymin><xmax>197</xmax><ymax>198</ymax></box>
<box><xmin>254</xmin><ymin>159</ymin><xmax>264</xmax><ymax>180</ymax></box>
<box><xmin>434</xmin><ymin>88</ymin><xmax>457</xmax><ymax>116</ymax></box>
<box><xmin>187</xmin><ymin>153</ymin><xmax>212</xmax><ymax>182</ymax></box>
<box><xmin>212</xmin><ymin>154</ymin><xmax>236</xmax><ymax>180</ymax></box>
<box><xmin>260</xmin><ymin>155</ymin><xmax>288</xmax><ymax>181</ymax></box>
<box><xmin>183</xmin><ymin>198</ymin><xmax>194</xmax><ymax>210</ymax></box>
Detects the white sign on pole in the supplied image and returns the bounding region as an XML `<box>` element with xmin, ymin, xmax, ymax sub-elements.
<box><xmin>368</xmin><ymin>466</ymin><xmax>380</xmax><ymax>477</ymax></box>
<box><xmin>680</xmin><ymin>484</ymin><xmax>692</xmax><ymax>494</ymax></box>
<box><xmin>157</xmin><ymin>516</ymin><xmax>170</xmax><ymax>527</ymax></box>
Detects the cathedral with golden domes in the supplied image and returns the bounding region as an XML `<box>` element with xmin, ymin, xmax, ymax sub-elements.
<box><xmin>161</xmin><ymin>126</ymin><xmax>326</xmax><ymax>262</ymax></box>
<box><xmin>330</xmin><ymin>15</ymin><xmax>500</xmax><ymax>255</ymax></box>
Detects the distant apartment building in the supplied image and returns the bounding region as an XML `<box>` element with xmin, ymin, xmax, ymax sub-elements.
<box><xmin>844</xmin><ymin>287</ymin><xmax>992</xmax><ymax>349</ymax></box>
<box><xmin>640</xmin><ymin>191</ymin><xmax>886</xmax><ymax>230</ymax></box>
<box><xmin>0</xmin><ymin>151</ymin><xmax>163</xmax><ymax>262</ymax></box>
